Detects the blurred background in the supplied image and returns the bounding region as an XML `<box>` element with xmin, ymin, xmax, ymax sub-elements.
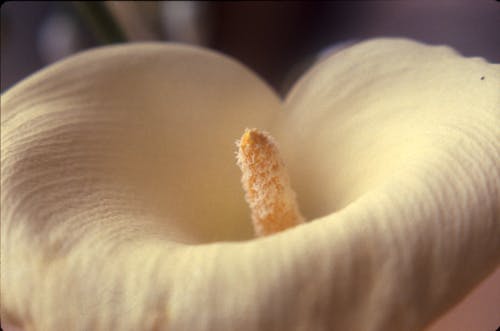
<box><xmin>1</xmin><ymin>2</ymin><xmax>499</xmax><ymax>331</ymax></box>
<box><xmin>1</xmin><ymin>1</ymin><xmax>499</xmax><ymax>95</ymax></box>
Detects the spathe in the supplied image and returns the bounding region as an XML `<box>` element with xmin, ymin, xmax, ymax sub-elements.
<box><xmin>1</xmin><ymin>39</ymin><xmax>499</xmax><ymax>330</ymax></box>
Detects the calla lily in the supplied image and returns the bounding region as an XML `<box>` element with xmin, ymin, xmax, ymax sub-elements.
<box><xmin>1</xmin><ymin>38</ymin><xmax>499</xmax><ymax>331</ymax></box>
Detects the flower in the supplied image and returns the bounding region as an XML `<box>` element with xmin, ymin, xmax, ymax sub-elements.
<box><xmin>1</xmin><ymin>38</ymin><xmax>499</xmax><ymax>331</ymax></box>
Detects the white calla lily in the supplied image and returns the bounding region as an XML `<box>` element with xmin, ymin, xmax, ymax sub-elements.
<box><xmin>1</xmin><ymin>39</ymin><xmax>499</xmax><ymax>331</ymax></box>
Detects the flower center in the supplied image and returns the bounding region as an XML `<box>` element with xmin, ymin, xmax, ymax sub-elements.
<box><xmin>236</xmin><ymin>128</ymin><xmax>304</xmax><ymax>236</ymax></box>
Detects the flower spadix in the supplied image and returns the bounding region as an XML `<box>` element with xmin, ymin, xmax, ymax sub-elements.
<box><xmin>236</xmin><ymin>128</ymin><xmax>304</xmax><ymax>236</ymax></box>
<box><xmin>1</xmin><ymin>39</ymin><xmax>499</xmax><ymax>331</ymax></box>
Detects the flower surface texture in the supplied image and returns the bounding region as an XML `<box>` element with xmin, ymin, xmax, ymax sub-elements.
<box><xmin>1</xmin><ymin>38</ymin><xmax>499</xmax><ymax>331</ymax></box>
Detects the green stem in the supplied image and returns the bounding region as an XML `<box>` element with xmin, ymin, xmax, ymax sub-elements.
<box><xmin>72</xmin><ymin>1</ymin><xmax>126</xmax><ymax>44</ymax></box>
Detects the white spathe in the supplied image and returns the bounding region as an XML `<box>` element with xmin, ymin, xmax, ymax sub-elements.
<box><xmin>1</xmin><ymin>39</ymin><xmax>499</xmax><ymax>331</ymax></box>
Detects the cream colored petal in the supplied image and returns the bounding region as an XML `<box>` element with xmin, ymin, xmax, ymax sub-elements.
<box><xmin>272</xmin><ymin>38</ymin><xmax>499</xmax><ymax>329</ymax></box>
<box><xmin>2</xmin><ymin>39</ymin><xmax>499</xmax><ymax>331</ymax></box>
<box><xmin>1</xmin><ymin>42</ymin><xmax>282</xmax><ymax>243</ymax></box>
<box><xmin>176</xmin><ymin>39</ymin><xmax>499</xmax><ymax>331</ymax></box>
<box><xmin>1</xmin><ymin>43</ymin><xmax>282</xmax><ymax>329</ymax></box>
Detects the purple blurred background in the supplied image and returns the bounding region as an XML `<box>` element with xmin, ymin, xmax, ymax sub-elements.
<box><xmin>2</xmin><ymin>1</ymin><xmax>499</xmax><ymax>94</ymax></box>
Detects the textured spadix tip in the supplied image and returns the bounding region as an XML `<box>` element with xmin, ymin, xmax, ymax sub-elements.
<box><xmin>240</xmin><ymin>128</ymin><xmax>269</xmax><ymax>149</ymax></box>
<box><xmin>236</xmin><ymin>128</ymin><xmax>304</xmax><ymax>237</ymax></box>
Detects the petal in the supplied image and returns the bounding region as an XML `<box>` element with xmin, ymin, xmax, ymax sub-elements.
<box><xmin>2</xmin><ymin>39</ymin><xmax>499</xmax><ymax>331</ymax></box>
<box><xmin>269</xmin><ymin>38</ymin><xmax>498</xmax><ymax>329</ymax></box>
<box><xmin>279</xmin><ymin>38</ymin><xmax>499</xmax><ymax>219</ymax></box>
<box><xmin>1</xmin><ymin>43</ymin><xmax>282</xmax><ymax>329</ymax></box>
<box><xmin>1</xmin><ymin>43</ymin><xmax>282</xmax><ymax>243</ymax></box>
<box><xmin>166</xmin><ymin>39</ymin><xmax>499</xmax><ymax>331</ymax></box>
